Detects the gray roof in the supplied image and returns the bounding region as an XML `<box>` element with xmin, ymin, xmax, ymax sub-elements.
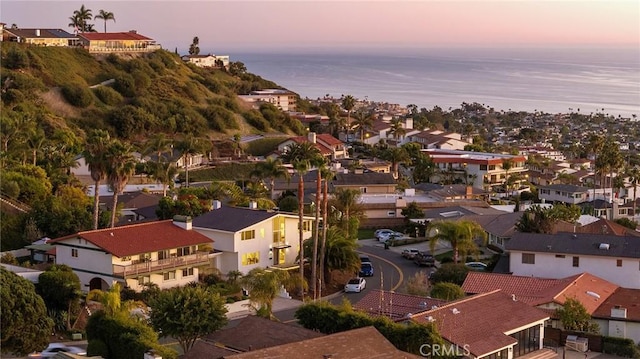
<box><xmin>422</xmin><ymin>206</ymin><xmax>503</xmax><ymax>220</ymax></box>
<box><xmin>193</xmin><ymin>205</ymin><xmax>278</xmax><ymax>232</ymax></box>
<box><xmin>480</xmin><ymin>211</ymin><xmax>523</xmax><ymax>237</ymax></box>
<box><xmin>5</xmin><ymin>28</ymin><xmax>77</xmax><ymax>39</ymax></box>
<box><xmin>539</xmin><ymin>184</ymin><xmax>590</xmax><ymax>193</ymax></box>
<box><xmin>506</xmin><ymin>232</ymin><xmax>640</xmax><ymax>259</ymax></box>
<box><xmin>333</xmin><ymin>172</ymin><xmax>396</xmax><ymax>186</ymax></box>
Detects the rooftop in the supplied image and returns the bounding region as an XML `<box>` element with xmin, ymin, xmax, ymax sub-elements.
<box><xmin>353</xmin><ymin>289</ymin><xmax>447</xmax><ymax>321</ymax></box>
<box><xmin>507</xmin><ymin>232</ymin><xmax>640</xmax><ymax>259</ymax></box>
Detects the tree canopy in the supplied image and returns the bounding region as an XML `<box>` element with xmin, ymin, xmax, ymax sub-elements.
<box><xmin>556</xmin><ymin>297</ymin><xmax>599</xmax><ymax>333</ymax></box>
<box><xmin>1</xmin><ymin>267</ymin><xmax>54</xmax><ymax>356</ymax></box>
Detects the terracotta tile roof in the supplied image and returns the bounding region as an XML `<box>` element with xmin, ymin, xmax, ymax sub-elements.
<box><xmin>412</xmin><ymin>290</ymin><xmax>550</xmax><ymax>357</ymax></box>
<box><xmin>354</xmin><ymin>289</ymin><xmax>447</xmax><ymax>321</ymax></box>
<box><xmin>79</xmin><ymin>32</ymin><xmax>152</xmax><ymax>41</ymax></box>
<box><xmin>286</xmin><ymin>137</ymin><xmax>333</xmax><ymax>155</ymax></box>
<box><xmin>50</xmin><ymin>220</ymin><xmax>212</xmax><ymax>258</ymax></box>
<box><xmin>462</xmin><ymin>272</ymin><xmax>619</xmax><ymax>314</ymax></box>
<box><xmin>316</xmin><ymin>133</ymin><xmax>343</xmax><ymax>146</ymax></box>
<box><xmin>577</xmin><ymin>219</ymin><xmax>640</xmax><ymax>237</ymax></box>
<box><xmin>225</xmin><ymin>326</ymin><xmax>421</xmax><ymax>359</ymax></box>
<box><xmin>592</xmin><ymin>287</ymin><xmax>640</xmax><ymax>322</ymax></box>
<box><xmin>202</xmin><ymin>315</ymin><xmax>324</xmax><ymax>353</ymax></box>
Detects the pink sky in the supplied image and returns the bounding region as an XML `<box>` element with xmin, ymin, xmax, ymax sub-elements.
<box><xmin>2</xmin><ymin>1</ymin><xmax>638</xmax><ymax>52</ymax></box>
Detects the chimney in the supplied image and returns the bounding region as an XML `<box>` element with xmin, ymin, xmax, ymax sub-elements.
<box><xmin>249</xmin><ymin>201</ymin><xmax>257</xmax><ymax>210</ymax></box>
<box><xmin>308</xmin><ymin>132</ymin><xmax>317</xmax><ymax>144</ymax></box>
<box><xmin>466</xmin><ymin>185</ymin><xmax>473</xmax><ymax>199</ymax></box>
<box><xmin>172</xmin><ymin>215</ymin><xmax>192</xmax><ymax>230</ymax></box>
<box><xmin>35</xmin><ymin>29</ymin><xmax>40</xmax><ymax>37</ymax></box>
<box><xmin>611</xmin><ymin>306</ymin><xmax>627</xmax><ymax>319</ymax></box>
<box><xmin>212</xmin><ymin>200</ymin><xmax>222</xmax><ymax>210</ymax></box>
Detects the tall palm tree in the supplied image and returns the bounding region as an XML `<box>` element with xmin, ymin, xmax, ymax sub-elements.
<box><xmin>83</xmin><ymin>129</ymin><xmax>112</xmax><ymax>229</ymax></box>
<box><xmin>428</xmin><ymin>220</ymin><xmax>487</xmax><ymax>264</ymax></box>
<box><xmin>105</xmin><ymin>139</ymin><xmax>136</xmax><ymax>228</ymax></box>
<box><xmin>382</xmin><ymin>146</ymin><xmax>410</xmax><ymax>179</ymax></box>
<box><xmin>250</xmin><ymin>157</ymin><xmax>289</xmax><ymax>200</ymax></box>
<box><xmin>310</xmin><ymin>156</ymin><xmax>327</xmax><ymax>299</ymax></box>
<box><xmin>149</xmin><ymin>161</ymin><xmax>178</xmax><ymax>197</ymax></box>
<box><xmin>351</xmin><ymin>109</ymin><xmax>375</xmax><ymax>143</ymax></box>
<box><xmin>501</xmin><ymin>158</ymin><xmax>514</xmax><ymax>194</ymax></box>
<box><xmin>318</xmin><ymin>227</ymin><xmax>361</xmax><ymax>283</ymax></box>
<box><xmin>281</xmin><ymin>142</ymin><xmax>321</xmax><ymax>299</ymax></box>
<box><xmin>318</xmin><ymin>166</ymin><xmax>333</xmax><ymax>297</ymax></box>
<box><xmin>176</xmin><ymin>135</ymin><xmax>211</xmax><ymax>188</ymax></box>
<box><xmin>597</xmin><ymin>137</ymin><xmax>623</xmax><ymax>219</ymax></box>
<box><xmin>94</xmin><ymin>9</ymin><xmax>115</xmax><ymax>33</ymax></box>
<box><xmin>626</xmin><ymin>166</ymin><xmax>640</xmax><ymax>218</ymax></box>
<box><xmin>144</xmin><ymin>133</ymin><xmax>173</xmax><ymax>163</ymax></box>
<box><xmin>69</xmin><ymin>5</ymin><xmax>93</xmax><ymax>32</ymax></box>
<box><xmin>341</xmin><ymin>95</ymin><xmax>356</xmax><ymax>142</ymax></box>
<box><xmin>332</xmin><ymin>188</ymin><xmax>363</xmax><ymax>239</ymax></box>
<box><xmin>589</xmin><ymin>134</ymin><xmax>605</xmax><ymax>204</ymax></box>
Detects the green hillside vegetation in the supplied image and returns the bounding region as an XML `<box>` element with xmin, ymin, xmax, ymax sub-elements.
<box><xmin>0</xmin><ymin>43</ymin><xmax>306</xmax><ymax>250</ymax></box>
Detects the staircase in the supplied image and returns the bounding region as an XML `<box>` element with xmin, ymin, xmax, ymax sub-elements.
<box><xmin>0</xmin><ymin>192</ymin><xmax>31</xmax><ymax>214</ymax></box>
<box><xmin>278</xmin><ymin>285</ymin><xmax>292</xmax><ymax>299</ymax></box>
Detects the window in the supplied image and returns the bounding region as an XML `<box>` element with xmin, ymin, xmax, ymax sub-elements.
<box><xmin>158</xmin><ymin>250</ymin><xmax>169</xmax><ymax>260</ymax></box>
<box><xmin>360</xmin><ymin>187</ymin><xmax>367</xmax><ymax>193</ymax></box>
<box><xmin>480</xmin><ymin>165</ymin><xmax>488</xmax><ymax>170</ymax></box>
<box><xmin>555</xmin><ymin>254</ymin><xmax>566</xmax><ymax>258</ymax></box>
<box><xmin>163</xmin><ymin>271</ymin><xmax>176</xmax><ymax>281</ymax></box>
<box><xmin>182</xmin><ymin>267</ymin><xmax>194</xmax><ymax>277</ymax></box>
<box><xmin>489</xmin><ymin>165</ymin><xmax>496</xmax><ymax>170</ymax></box>
<box><xmin>71</xmin><ymin>248</ymin><xmax>78</xmax><ymax>257</ymax></box>
<box><xmin>273</xmin><ymin>217</ymin><xmax>285</xmax><ymax>243</ymax></box>
<box><xmin>121</xmin><ymin>256</ymin><xmax>131</xmax><ymax>261</ymax></box>
<box><xmin>242</xmin><ymin>252</ymin><xmax>260</xmax><ymax>266</ymax></box>
<box><xmin>522</xmin><ymin>253</ymin><xmax>535</xmax><ymax>264</ymax></box>
<box><xmin>241</xmin><ymin>230</ymin><xmax>255</xmax><ymax>241</ymax></box>
<box><xmin>302</xmin><ymin>221</ymin><xmax>312</xmax><ymax>232</ymax></box>
<box><xmin>138</xmin><ymin>276</ymin><xmax>150</xmax><ymax>285</ymax></box>
<box><xmin>177</xmin><ymin>246</ymin><xmax>196</xmax><ymax>256</ymax></box>
<box><xmin>617</xmin><ymin>259</ymin><xmax>622</xmax><ymax>267</ymax></box>
<box><xmin>387</xmin><ymin>211</ymin><xmax>395</xmax><ymax>217</ymax></box>
<box><xmin>572</xmin><ymin>256</ymin><xmax>580</xmax><ymax>267</ymax></box>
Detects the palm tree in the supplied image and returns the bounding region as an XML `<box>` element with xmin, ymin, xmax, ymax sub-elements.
<box><xmin>382</xmin><ymin>146</ymin><xmax>410</xmax><ymax>180</ymax></box>
<box><xmin>501</xmin><ymin>158</ymin><xmax>514</xmax><ymax>194</ymax></box>
<box><xmin>144</xmin><ymin>133</ymin><xmax>173</xmax><ymax>163</ymax></box>
<box><xmin>175</xmin><ymin>135</ymin><xmax>211</xmax><ymax>188</ymax></box>
<box><xmin>250</xmin><ymin>157</ymin><xmax>289</xmax><ymax>200</ymax></box>
<box><xmin>94</xmin><ymin>9</ymin><xmax>115</xmax><ymax>33</ymax></box>
<box><xmin>317</xmin><ymin>227</ymin><xmax>361</xmax><ymax>283</ymax></box>
<box><xmin>318</xmin><ymin>166</ymin><xmax>333</xmax><ymax>297</ymax></box>
<box><xmin>83</xmin><ymin>129</ymin><xmax>112</xmax><ymax>230</ymax></box>
<box><xmin>69</xmin><ymin>5</ymin><xmax>93</xmax><ymax>32</ymax></box>
<box><xmin>149</xmin><ymin>161</ymin><xmax>178</xmax><ymax>197</ymax></box>
<box><xmin>341</xmin><ymin>95</ymin><xmax>356</xmax><ymax>142</ymax></box>
<box><xmin>240</xmin><ymin>268</ymin><xmax>302</xmax><ymax>319</ymax></box>
<box><xmin>310</xmin><ymin>156</ymin><xmax>327</xmax><ymax>299</ymax></box>
<box><xmin>389</xmin><ymin>117</ymin><xmax>406</xmax><ymax>144</ymax></box>
<box><xmin>351</xmin><ymin>109</ymin><xmax>375</xmax><ymax>143</ymax></box>
<box><xmin>598</xmin><ymin>137</ymin><xmax>623</xmax><ymax>219</ymax></box>
<box><xmin>105</xmin><ymin>139</ymin><xmax>136</xmax><ymax>228</ymax></box>
<box><xmin>626</xmin><ymin>166</ymin><xmax>640</xmax><ymax>218</ymax></box>
<box><xmin>280</xmin><ymin>142</ymin><xmax>321</xmax><ymax>298</ymax></box>
<box><xmin>332</xmin><ymin>188</ymin><xmax>363</xmax><ymax>239</ymax></box>
<box><xmin>589</xmin><ymin>134</ymin><xmax>605</xmax><ymax>203</ymax></box>
<box><xmin>428</xmin><ymin>220</ymin><xmax>487</xmax><ymax>264</ymax></box>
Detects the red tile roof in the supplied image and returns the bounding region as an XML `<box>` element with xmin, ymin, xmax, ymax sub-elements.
<box><xmin>79</xmin><ymin>32</ymin><xmax>152</xmax><ymax>41</ymax></box>
<box><xmin>462</xmin><ymin>272</ymin><xmax>619</xmax><ymax>315</ymax></box>
<box><xmin>50</xmin><ymin>220</ymin><xmax>212</xmax><ymax>258</ymax></box>
<box><xmin>354</xmin><ymin>289</ymin><xmax>446</xmax><ymax>321</ymax></box>
<box><xmin>412</xmin><ymin>290</ymin><xmax>550</xmax><ymax>357</ymax></box>
<box><xmin>286</xmin><ymin>137</ymin><xmax>332</xmax><ymax>155</ymax></box>
<box><xmin>316</xmin><ymin>133</ymin><xmax>343</xmax><ymax>146</ymax></box>
<box><xmin>592</xmin><ymin>288</ymin><xmax>640</xmax><ymax>322</ymax></box>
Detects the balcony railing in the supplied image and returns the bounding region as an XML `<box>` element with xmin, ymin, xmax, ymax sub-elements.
<box><xmin>113</xmin><ymin>251</ymin><xmax>211</xmax><ymax>278</ymax></box>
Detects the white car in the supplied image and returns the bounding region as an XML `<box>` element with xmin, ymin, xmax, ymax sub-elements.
<box><xmin>374</xmin><ymin>229</ymin><xmax>395</xmax><ymax>240</ymax></box>
<box><xmin>344</xmin><ymin>277</ymin><xmax>366</xmax><ymax>293</ymax></box>
<box><xmin>465</xmin><ymin>262</ymin><xmax>488</xmax><ymax>271</ymax></box>
<box><xmin>29</xmin><ymin>343</ymin><xmax>87</xmax><ymax>358</ymax></box>
<box><xmin>378</xmin><ymin>231</ymin><xmax>404</xmax><ymax>243</ymax></box>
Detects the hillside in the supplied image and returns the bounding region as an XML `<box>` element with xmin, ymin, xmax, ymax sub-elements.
<box><xmin>0</xmin><ymin>43</ymin><xmax>305</xmax><ymax>144</ymax></box>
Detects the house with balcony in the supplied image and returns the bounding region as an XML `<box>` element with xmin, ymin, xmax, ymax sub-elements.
<box><xmin>407</xmin><ymin>130</ymin><xmax>470</xmax><ymax>151</ymax></box>
<box><xmin>411</xmin><ymin>290</ymin><xmax>552</xmax><ymax>359</ymax></box>
<box><xmin>238</xmin><ymin>89</ymin><xmax>297</xmax><ymax>111</ymax></box>
<box><xmin>2</xmin><ymin>28</ymin><xmax>79</xmax><ymax>46</ymax></box>
<box><xmin>192</xmin><ymin>202</ymin><xmax>314</xmax><ymax>275</ymax></box>
<box><xmin>78</xmin><ymin>31</ymin><xmax>160</xmax><ymax>53</ymax></box>
<box><xmin>506</xmin><ymin>232</ymin><xmax>640</xmax><ymax>289</ymax></box>
<box><xmin>50</xmin><ymin>216</ymin><xmax>216</xmax><ymax>292</ymax></box>
<box><xmin>424</xmin><ymin>149</ymin><xmax>527</xmax><ymax>192</ymax></box>
<box><xmin>537</xmin><ymin>184</ymin><xmax>591</xmax><ymax>205</ymax></box>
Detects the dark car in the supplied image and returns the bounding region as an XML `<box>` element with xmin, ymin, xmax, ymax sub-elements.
<box><xmin>359</xmin><ymin>262</ymin><xmax>374</xmax><ymax>277</ymax></box>
<box><xmin>414</xmin><ymin>252</ymin><xmax>435</xmax><ymax>267</ymax></box>
<box><xmin>359</xmin><ymin>255</ymin><xmax>371</xmax><ymax>263</ymax></box>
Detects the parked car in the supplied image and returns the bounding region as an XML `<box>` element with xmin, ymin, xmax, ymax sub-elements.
<box><xmin>378</xmin><ymin>231</ymin><xmax>404</xmax><ymax>243</ymax></box>
<box><xmin>401</xmin><ymin>248</ymin><xmax>420</xmax><ymax>259</ymax></box>
<box><xmin>29</xmin><ymin>343</ymin><xmax>87</xmax><ymax>358</ymax></box>
<box><xmin>344</xmin><ymin>277</ymin><xmax>367</xmax><ymax>293</ymax></box>
<box><xmin>359</xmin><ymin>255</ymin><xmax>371</xmax><ymax>263</ymax></box>
<box><xmin>465</xmin><ymin>262</ymin><xmax>488</xmax><ymax>271</ymax></box>
<box><xmin>359</xmin><ymin>262</ymin><xmax>374</xmax><ymax>277</ymax></box>
<box><xmin>414</xmin><ymin>252</ymin><xmax>436</xmax><ymax>267</ymax></box>
<box><xmin>374</xmin><ymin>229</ymin><xmax>395</xmax><ymax>240</ymax></box>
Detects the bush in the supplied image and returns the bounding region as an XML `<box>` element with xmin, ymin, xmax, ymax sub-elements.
<box><xmin>61</xmin><ymin>83</ymin><xmax>93</xmax><ymax>108</ymax></box>
<box><xmin>602</xmin><ymin>336</ymin><xmax>640</xmax><ymax>358</ymax></box>
<box><xmin>430</xmin><ymin>263</ymin><xmax>469</xmax><ymax>286</ymax></box>
<box><xmin>87</xmin><ymin>338</ymin><xmax>109</xmax><ymax>358</ymax></box>
<box><xmin>4</xmin><ymin>46</ymin><xmax>30</xmax><ymax>69</ymax></box>
<box><xmin>92</xmin><ymin>86</ymin><xmax>123</xmax><ymax>105</ymax></box>
<box><xmin>113</xmin><ymin>73</ymin><xmax>136</xmax><ymax>97</ymax></box>
<box><xmin>243</xmin><ymin>110</ymin><xmax>269</xmax><ymax>131</ymax></box>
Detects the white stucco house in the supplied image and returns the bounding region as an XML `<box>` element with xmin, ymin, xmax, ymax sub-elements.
<box><xmin>50</xmin><ymin>216</ymin><xmax>217</xmax><ymax>292</ymax></box>
<box><xmin>506</xmin><ymin>232</ymin><xmax>640</xmax><ymax>289</ymax></box>
<box><xmin>192</xmin><ymin>202</ymin><xmax>314</xmax><ymax>275</ymax></box>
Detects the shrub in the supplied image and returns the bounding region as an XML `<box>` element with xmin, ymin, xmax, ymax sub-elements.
<box><xmin>87</xmin><ymin>338</ymin><xmax>109</xmax><ymax>358</ymax></box>
<box><xmin>243</xmin><ymin>110</ymin><xmax>269</xmax><ymax>131</ymax></box>
<box><xmin>113</xmin><ymin>73</ymin><xmax>136</xmax><ymax>97</ymax></box>
<box><xmin>61</xmin><ymin>83</ymin><xmax>93</xmax><ymax>108</ymax></box>
<box><xmin>4</xmin><ymin>46</ymin><xmax>30</xmax><ymax>69</ymax></box>
<box><xmin>92</xmin><ymin>86</ymin><xmax>123</xmax><ymax>105</ymax></box>
<box><xmin>2</xmin><ymin>88</ymin><xmax>25</xmax><ymax>104</ymax></box>
<box><xmin>602</xmin><ymin>336</ymin><xmax>640</xmax><ymax>358</ymax></box>
<box><xmin>430</xmin><ymin>263</ymin><xmax>469</xmax><ymax>286</ymax></box>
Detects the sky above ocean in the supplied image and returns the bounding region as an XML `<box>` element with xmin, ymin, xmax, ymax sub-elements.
<box><xmin>2</xmin><ymin>1</ymin><xmax>638</xmax><ymax>53</ymax></box>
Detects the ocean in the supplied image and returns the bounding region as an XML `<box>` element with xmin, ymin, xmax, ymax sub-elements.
<box><xmin>232</xmin><ymin>47</ymin><xmax>640</xmax><ymax>118</ymax></box>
